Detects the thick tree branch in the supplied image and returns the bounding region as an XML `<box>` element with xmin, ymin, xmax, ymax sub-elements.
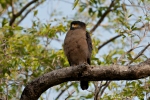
<box><xmin>90</xmin><ymin>0</ymin><xmax>115</xmax><ymax>33</ymax></box>
<box><xmin>9</xmin><ymin>0</ymin><xmax>38</xmax><ymax>26</ymax></box>
<box><xmin>20</xmin><ymin>59</ymin><xmax>150</xmax><ymax>100</ymax></box>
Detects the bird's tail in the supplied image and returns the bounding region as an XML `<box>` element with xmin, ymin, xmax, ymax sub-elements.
<box><xmin>80</xmin><ymin>81</ymin><xmax>88</xmax><ymax>90</ymax></box>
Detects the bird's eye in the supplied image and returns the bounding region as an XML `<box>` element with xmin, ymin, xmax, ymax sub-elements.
<box><xmin>72</xmin><ymin>24</ymin><xmax>79</xmax><ymax>28</ymax></box>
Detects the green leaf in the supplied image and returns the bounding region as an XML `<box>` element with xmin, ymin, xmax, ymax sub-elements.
<box><xmin>85</xmin><ymin>93</ymin><xmax>93</xmax><ymax>99</ymax></box>
<box><xmin>2</xmin><ymin>18</ymin><xmax>8</xmax><ymax>26</ymax></box>
<box><xmin>34</xmin><ymin>10</ymin><xmax>38</xmax><ymax>16</ymax></box>
<box><xmin>15</xmin><ymin>26</ymin><xmax>23</xmax><ymax>30</ymax></box>
<box><xmin>73</xmin><ymin>0</ymin><xmax>79</xmax><ymax>9</ymax></box>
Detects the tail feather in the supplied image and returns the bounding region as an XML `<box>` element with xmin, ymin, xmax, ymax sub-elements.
<box><xmin>80</xmin><ymin>81</ymin><xmax>88</xmax><ymax>90</ymax></box>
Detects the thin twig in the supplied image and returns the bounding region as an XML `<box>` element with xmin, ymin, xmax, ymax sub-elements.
<box><xmin>90</xmin><ymin>0</ymin><xmax>116</xmax><ymax>33</ymax></box>
<box><xmin>99</xmin><ymin>81</ymin><xmax>111</xmax><ymax>98</ymax></box>
<box><xmin>55</xmin><ymin>82</ymin><xmax>74</xmax><ymax>100</ymax></box>
<box><xmin>118</xmin><ymin>47</ymin><xmax>136</xmax><ymax>63</ymax></box>
<box><xmin>98</xmin><ymin>34</ymin><xmax>122</xmax><ymax>50</ymax></box>
<box><xmin>10</xmin><ymin>0</ymin><xmax>15</xmax><ymax>16</ymax></box>
<box><xmin>97</xmin><ymin>22</ymin><xmax>149</xmax><ymax>51</ymax></box>
<box><xmin>65</xmin><ymin>90</ymin><xmax>75</xmax><ymax>100</ymax></box>
<box><xmin>9</xmin><ymin>0</ymin><xmax>38</xmax><ymax>26</ymax></box>
<box><xmin>118</xmin><ymin>24</ymin><xmax>149</xmax><ymax>63</ymax></box>
<box><xmin>16</xmin><ymin>1</ymin><xmax>43</xmax><ymax>25</ymax></box>
<box><xmin>94</xmin><ymin>81</ymin><xmax>108</xmax><ymax>100</ymax></box>
<box><xmin>94</xmin><ymin>81</ymin><xmax>100</xmax><ymax>100</ymax></box>
<box><xmin>128</xmin><ymin>43</ymin><xmax>150</xmax><ymax>65</ymax></box>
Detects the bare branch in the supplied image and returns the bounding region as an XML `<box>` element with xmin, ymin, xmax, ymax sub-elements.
<box><xmin>21</xmin><ymin>59</ymin><xmax>150</xmax><ymax>100</ymax></box>
<box><xmin>98</xmin><ymin>34</ymin><xmax>122</xmax><ymax>50</ymax></box>
<box><xmin>65</xmin><ymin>90</ymin><xmax>75</xmax><ymax>100</ymax></box>
<box><xmin>118</xmin><ymin>25</ymin><xmax>149</xmax><ymax>62</ymax></box>
<box><xmin>17</xmin><ymin>0</ymin><xmax>38</xmax><ymax>16</ymax></box>
<box><xmin>10</xmin><ymin>0</ymin><xmax>15</xmax><ymax>16</ymax></box>
<box><xmin>9</xmin><ymin>0</ymin><xmax>38</xmax><ymax>26</ymax></box>
<box><xmin>94</xmin><ymin>82</ymin><xmax>100</xmax><ymax>100</ymax></box>
<box><xmin>128</xmin><ymin>43</ymin><xmax>150</xmax><ymax>65</ymax></box>
<box><xmin>55</xmin><ymin>82</ymin><xmax>74</xmax><ymax>100</ymax></box>
<box><xmin>99</xmin><ymin>81</ymin><xmax>111</xmax><ymax>98</ymax></box>
<box><xmin>94</xmin><ymin>81</ymin><xmax>108</xmax><ymax>100</ymax></box>
<box><xmin>97</xmin><ymin>22</ymin><xmax>149</xmax><ymax>51</ymax></box>
<box><xmin>90</xmin><ymin>0</ymin><xmax>116</xmax><ymax>33</ymax></box>
<box><xmin>118</xmin><ymin>46</ymin><xmax>136</xmax><ymax>63</ymax></box>
<box><xmin>16</xmin><ymin>1</ymin><xmax>43</xmax><ymax>25</ymax></box>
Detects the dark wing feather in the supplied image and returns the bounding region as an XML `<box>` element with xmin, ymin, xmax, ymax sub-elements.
<box><xmin>86</xmin><ymin>31</ymin><xmax>93</xmax><ymax>65</ymax></box>
<box><xmin>81</xmin><ymin>31</ymin><xmax>92</xmax><ymax>90</ymax></box>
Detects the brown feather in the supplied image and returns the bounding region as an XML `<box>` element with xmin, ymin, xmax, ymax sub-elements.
<box><xmin>64</xmin><ymin>21</ymin><xmax>92</xmax><ymax>90</ymax></box>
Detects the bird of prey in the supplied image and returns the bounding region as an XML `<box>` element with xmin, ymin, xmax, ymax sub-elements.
<box><xmin>64</xmin><ymin>21</ymin><xmax>93</xmax><ymax>90</ymax></box>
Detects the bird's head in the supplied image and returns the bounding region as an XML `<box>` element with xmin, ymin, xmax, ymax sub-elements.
<box><xmin>70</xmin><ymin>21</ymin><xmax>86</xmax><ymax>30</ymax></box>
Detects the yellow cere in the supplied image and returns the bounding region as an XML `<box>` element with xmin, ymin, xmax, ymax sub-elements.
<box><xmin>72</xmin><ymin>24</ymin><xmax>79</xmax><ymax>28</ymax></box>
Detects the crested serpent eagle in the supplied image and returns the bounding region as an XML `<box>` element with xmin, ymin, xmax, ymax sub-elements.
<box><xmin>64</xmin><ymin>21</ymin><xmax>93</xmax><ymax>90</ymax></box>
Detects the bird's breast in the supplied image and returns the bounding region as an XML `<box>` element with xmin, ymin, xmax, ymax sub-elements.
<box><xmin>64</xmin><ymin>29</ymin><xmax>89</xmax><ymax>65</ymax></box>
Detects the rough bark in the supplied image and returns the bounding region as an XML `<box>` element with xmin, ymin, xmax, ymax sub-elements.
<box><xmin>20</xmin><ymin>59</ymin><xmax>150</xmax><ymax>100</ymax></box>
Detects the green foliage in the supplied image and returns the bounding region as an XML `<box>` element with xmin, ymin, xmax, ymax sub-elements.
<box><xmin>0</xmin><ymin>20</ymin><xmax>67</xmax><ymax>99</ymax></box>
